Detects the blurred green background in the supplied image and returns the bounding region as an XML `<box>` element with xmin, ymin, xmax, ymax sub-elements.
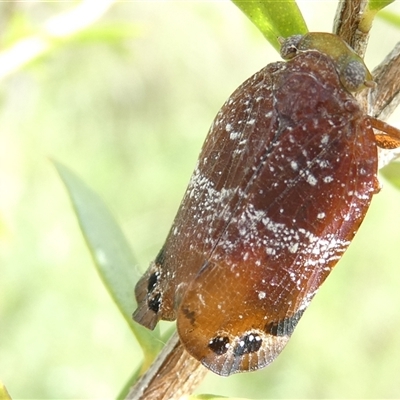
<box><xmin>1</xmin><ymin>1</ymin><xmax>400</xmax><ymax>398</ymax></box>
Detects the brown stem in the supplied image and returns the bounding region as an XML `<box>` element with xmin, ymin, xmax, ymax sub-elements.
<box><xmin>125</xmin><ymin>332</ymin><xmax>208</xmax><ymax>400</ymax></box>
<box><xmin>367</xmin><ymin>42</ymin><xmax>400</xmax><ymax>119</ymax></box>
<box><xmin>333</xmin><ymin>0</ymin><xmax>369</xmax><ymax>57</ymax></box>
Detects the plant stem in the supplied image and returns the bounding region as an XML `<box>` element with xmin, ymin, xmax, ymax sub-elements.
<box><xmin>125</xmin><ymin>332</ymin><xmax>208</xmax><ymax>400</ymax></box>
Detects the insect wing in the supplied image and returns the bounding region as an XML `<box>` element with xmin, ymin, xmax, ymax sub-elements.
<box><xmin>176</xmin><ymin>51</ymin><xmax>379</xmax><ymax>376</ymax></box>
<box><xmin>134</xmin><ymin>65</ymin><xmax>279</xmax><ymax>327</ymax></box>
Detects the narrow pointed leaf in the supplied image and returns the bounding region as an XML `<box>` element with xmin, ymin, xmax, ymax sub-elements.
<box><xmin>377</xmin><ymin>9</ymin><xmax>400</xmax><ymax>27</ymax></box>
<box><xmin>231</xmin><ymin>0</ymin><xmax>308</xmax><ymax>51</ymax></box>
<box><xmin>368</xmin><ymin>0</ymin><xmax>396</xmax><ymax>11</ymax></box>
<box><xmin>117</xmin><ymin>367</ymin><xmax>142</xmax><ymax>400</ymax></box>
<box><xmin>360</xmin><ymin>0</ymin><xmax>397</xmax><ymax>32</ymax></box>
<box><xmin>0</xmin><ymin>382</ymin><xmax>11</xmax><ymax>400</ymax></box>
<box><xmin>53</xmin><ymin>160</ymin><xmax>162</xmax><ymax>364</ymax></box>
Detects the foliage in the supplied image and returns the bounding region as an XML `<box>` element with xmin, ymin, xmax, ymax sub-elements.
<box><xmin>231</xmin><ymin>0</ymin><xmax>307</xmax><ymax>51</ymax></box>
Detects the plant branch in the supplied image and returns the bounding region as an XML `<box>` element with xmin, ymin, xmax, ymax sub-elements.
<box><xmin>125</xmin><ymin>333</ymin><xmax>208</xmax><ymax>400</ymax></box>
<box><xmin>367</xmin><ymin>42</ymin><xmax>400</xmax><ymax>119</ymax></box>
<box><xmin>333</xmin><ymin>0</ymin><xmax>370</xmax><ymax>56</ymax></box>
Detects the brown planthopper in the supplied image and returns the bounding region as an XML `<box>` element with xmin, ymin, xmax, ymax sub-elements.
<box><xmin>133</xmin><ymin>32</ymin><xmax>400</xmax><ymax>377</ymax></box>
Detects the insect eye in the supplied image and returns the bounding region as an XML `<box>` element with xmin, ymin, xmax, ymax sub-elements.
<box><xmin>279</xmin><ymin>34</ymin><xmax>303</xmax><ymax>60</ymax></box>
<box><xmin>339</xmin><ymin>58</ymin><xmax>368</xmax><ymax>92</ymax></box>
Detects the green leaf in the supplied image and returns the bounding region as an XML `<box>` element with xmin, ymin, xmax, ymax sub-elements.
<box><xmin>231</xmin><ymin>0</ymin><xmax>308</xmax><ymax>52</ymax></box>
<box><xmin>0</xmin><ymin>381</ymin><xmax>12</xmax><ymax>400</ymax></box>
<box><xmin>380</xmin><ymin>162</ymin><xmax>400</xmax><ymax>190</ymax></box>
<box><xmin>377</xmin><ymin>9</ymin><xmax>400</xmax><ymax>27</ymax></box>
<box><xmin>360</xmin><ymin>0</ymin><xmax>397</xmax><ymax>31</ymax></box>
<box><xmin>116</xmin><ymin>367</ymin><xmax>142</xmax><ymax>400</ymax></box>
<box><xmin>53</xmin><ymin>160</ymin><xmax>162</xmax><ymax>369</ymax></box>
<box><xmin>368</xmin><ymin>0</ymin><xmax>396</xmax><ymax>11</ymax></box>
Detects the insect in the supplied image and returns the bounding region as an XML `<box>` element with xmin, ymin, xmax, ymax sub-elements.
<box><xmin>132</xmin><ymin>32</ymin><xmax>400</xmax><ymax>376</ymax></box>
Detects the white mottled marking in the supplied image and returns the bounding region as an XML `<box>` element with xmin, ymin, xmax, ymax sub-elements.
<box><xmin>258</xmin><ymin>291</ymin><xmax>266</xmax><ymax>300</ymax></box>
<box><xmin>323</xmin><ymin>176</ymin><xmax>334</xmax><ymax>183</ymax></box>
<box><xmin>230</xmin><ymin>131</ymin><xmax>240</xmax><ymax>140</ymax></box>
<box><xmin>306</xmin><ymin>174</ymin><xmax>318</xmax><ymax>186</ymax></box>
<box><xmin>321</xmin><ymin>134</ymin><xmax>330</xmax><ymax>145</ymax></box>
